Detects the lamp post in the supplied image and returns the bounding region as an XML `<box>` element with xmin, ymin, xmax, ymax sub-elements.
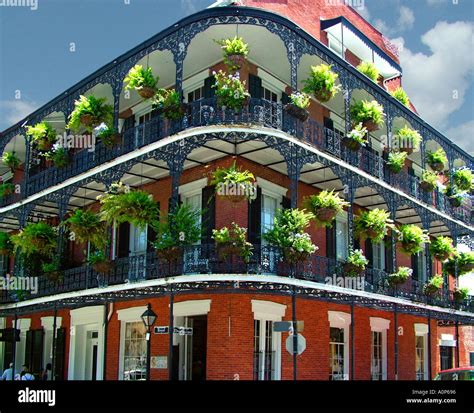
<box><xmin>141</xmin><ymin>303</ymin><xmax>157</xmax><ymax>381</ymax></box>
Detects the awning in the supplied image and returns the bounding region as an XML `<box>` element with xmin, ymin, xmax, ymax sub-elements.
<box><xmin>321</xmin><ymin>16</ymin><xmax>402</xmax><ymax>79</ymax></box>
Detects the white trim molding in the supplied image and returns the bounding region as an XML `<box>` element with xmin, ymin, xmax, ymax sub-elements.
<box><xmin>252</xmin><ymin>300</ymin><xmax>286</xmax><ymax>321</ymax></box>
<box><xmin>12</xmin><ymin>318</ymin><xmax>31</xmax><ymax>331</ymax></box>
<box><xmin>328</xmin><ymin>311</ymin><xmax>351</xmax><ymax>328</ymax></box>
<box><xmin>414</xmin><ymin>323</ymin><xmax>429</xmax><ymax>335</ymax></box>
<box><xmin>256</xmin><ymin>177</ymin><xmax>288</xmax><ymax>200</ymax></box>
<box><xmin>41</xmin><ymin>316</ymin><xmax>62</xmax><ymax>331</ymax></box>
<box><xmin>370</xmin><ymin>317</ymin><xmax>390</xmax><ymax>381</ymax></box>
<box><xmin>117</xmin><ymin>306</ymin><xmax>147</xmax><ymax>322</ymax></box>
<box><xmin>178</xmin><ymin>178</ymin><xmax>208</xmax><ymax>198</ymax></box>
<box><xmin>70</xmin><ymin>306</ymin><xmax>104</xmax><ymax>326</ymax></box>
<box><xmin>172</xmin><ymin>299</ymin><xmax>211</xmax><ymax>317</ymax></box>
<box><xmin>370</xmin><ymin>317</ymin><xmax>390</xmax><ymax>332</ymax></box>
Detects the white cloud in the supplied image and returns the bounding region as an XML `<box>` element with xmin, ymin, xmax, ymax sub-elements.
<box><xmin>398</xmin><ymin>6</ymin><xmax>415</xmax><ymax>31</ymax></box>
<box><xmin>398</xmin><ymin>21</ymin><xmax>474</xmax><ymax>131</ymax></box>
<box><xmin>0</xmin><ymin>100</ymin><xmax>39</xmax><ymax>130</ymax></box>
<box><xmin>180</xmin><ymin>0</ymin><xmax>198</xmax><ymax>15</ymax></box>
<box><xmin>372</xmin><ymin>5</ymin><xmax>415</xmax><ymax>36</ymax></box>
<box><xmin>357</xmin><ymin>4</ymin><xmax>371</xmax><ymax>21</ymax></box>
<box><xmin>444</xmin><ymin>120</ymin><xmax>474</xmax><ymax>155</ymax></box>
<box><xmin>426</xmin><ymin>0</ymin><xmax>447</xmax><ymax>6</ymax></box>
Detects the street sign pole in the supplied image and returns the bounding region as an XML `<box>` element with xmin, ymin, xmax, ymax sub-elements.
<box><xmin>292</xmin><ymin>283</ymin><xmax>297</xmax><ymax>382</ymax></box>
<box><xmin>12</xmin><ymin>311</ymin><xmax>17</xmax><ymax>378</ymax></box>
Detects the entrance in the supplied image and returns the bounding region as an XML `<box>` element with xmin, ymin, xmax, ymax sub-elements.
<box><xmin>173</xmin><ymin>315</ymin><xmax>207</xmax><ymax>381</ymax></box>
<box><xmin>440</xmin><ymin>346</ymin><xmax>454</xmax><ymax>371</ymax></box>
<box><xmin>85</xmin><ymin>331</ymin><xmax>99</xmax><ymax>380</ymax></box>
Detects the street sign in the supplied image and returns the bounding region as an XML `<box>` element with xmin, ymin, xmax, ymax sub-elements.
<box><xmin>285</xmin><ymin>334</ymin><xmax>306</xmax><ymax>355</ymax></box>
<box><xmin>273</xmin><ymin>321</ymin><xmax>304</xmax><ymax>333</ymax></box>
<box><xmin>154</xmin><ymin>326</ymin><xmax>193</xmax><ymax>336</ymax></box>
<box><xmin>0</xmin><ymin>328</ymin><xmax>20</xmax><ymax>342</ymax></box>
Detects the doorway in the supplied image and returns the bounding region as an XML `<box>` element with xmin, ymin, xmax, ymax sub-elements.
<box><xmin>85</xmin><ymin>331</ymin><xmax>99</xmax><ymax>380</ymax></box>
<box><xmin>129</xmin><ymin>224</ymin><xmax>147</xmax><ymax>281</ymax></box>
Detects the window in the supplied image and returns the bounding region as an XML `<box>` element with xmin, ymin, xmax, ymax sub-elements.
<box><xmin>261</xmin><ymin>194</ymin><xmax>278</xmax><ymax>239</ymax></box>
<box><xmin>257</xmin><ymin>178</ymin><xmax>287</xmax><ymax>242</ymax></box>
<box><xmin>371</xmin><ymin>331</ymin><xmax>383</xmax><ymax>380</ymax></box>
<box><xmin>0</xmin><ymin>254</ymin><xmax>8</xmax><ymax>277</ymax></box>
<box><xmin>329</xmin><ymin>327</ymin><xmax>346</xmax><ymax>381</ymax></box>
<box><xmin>335</xmin><ymin>212</ymin><xmax>348</xmax><ymax>261</ymax></box>
<box><xmin>440</xmin><ymin>346</ymin><xmax>454</xmax><ymax>371</ymax></box>
<box><xmin>187</xmin><ymin>86</ymin><xmax>204</xmax><ymax>103</ymax></box>
<box><xmin>372</xmin><ymin>241</ymin><xmax>385</xmax><ymax>270</ymax></box>
<box><xmin>254</xmin><ymin>319</ymin><xmax>277</xmax><ymax>380</ymax></box>
<box><xmin>263</xmin><ymin>87</ymin><xmax>278</xmax><ymax>103</ymax></box>
<box><xmin>415</xmin><ymin>335</ymin><xmax>427</xmax><ymax>380</ymax></box>
<box><xmin>179</xmin><ymin>178</ymin><xmax>207</xmax><ymax>244</ymax></box>
<box><xmin>123</xmin><ymin>321</ymin><xmax>147</xmax><ymax>381</ymax></box>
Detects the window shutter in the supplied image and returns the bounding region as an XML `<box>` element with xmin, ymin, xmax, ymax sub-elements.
<box><xmin>411</xmin><ymin>254</ymin><xmax>419</xmax><ymax>281</ymax></box>
<box><xmin>384</xmin><ymin>235</ymin><xmax>393</xmax><ymax>273</ymax></box>
<box><xmin>202</xmin><ymin>186</ymin><xmax>216</xmax><ymax>245</ymax></box>
<box><xmin>281</xmin><ymin>92</ymin><xmax>290</xmax><ymax>105</ymax></box>
<box><xmin>248</xmin><ymin>186</ymin><xmax>262</xmax><ymax>244</ymax></box>
<box><xmin>249</xmin><ymin>74</ymin><xmax>262</xmax><ymax>99</ymax></box>
<box><xmin>25</xmin><ymin>330</ymin><xmax>33</xmax><ymax>371</ymax></box>
<box><xmin>122</xmin><ymin>115</ymin><xmax>135</xmax><ymax>132</ymax></box>
<box><xmin>326</xmin><ymin>226</ymin><xmax>336</xmax><ymax>259</ymax></box>
<box><xmin>353</xmin><ymin>238</ymin><xmax>360</xmax><ymax>250</ymax></box>
<box><xmin>32</xmin><ymin>330</ymin><xmax>44</xmax><ymax>377</ymax></box>
<box><xmin>323</xmin><ymin>116</ymin><xmax>334</xmax><ymax>131</ymax></box>
<box><xmin>147</xmin><ymin>201</ymin><xmax>159</xmax><ymax>253</ymax></box>
<box><xmin>117</xmin><ymin>223</ymin><xmax>130</xmax><ymax>258</ymax></box>
<box><xmin>365</xmin><ymin>238</ymin><xmax>373</xmax><ymax>268</ymax></box>
<box><xmin>203</xmin><ymin>76</ymin><xmax>216</xmax><ymax>99</ymax></box>
<box><xmin>281</xmin><ymin>196</ymin><xmax>291</xmax><ymax>210</ymax></box>
<box><xmin>54</xmin><ymin>328</ymin><xmax>66</xmax><ymax>380</ymax></box>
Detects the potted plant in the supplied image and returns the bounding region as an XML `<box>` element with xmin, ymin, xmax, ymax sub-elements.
<box><xmin>302</xmin><ymin>64</ymin><xmax>341</xmax><ymax>103</ymax></box>
<box><xmin>394</xmin><ymin>125</ymin><xmax>422</xmax><ymax>154</ymax></box>
<box><xmin>284</xmin><ymin>92</ymin><xmax>311</xmax><ymax>122</ymax></box>
<box><xmin>212</xmin><ymin>222</ymin><xmax>253</xmax><ymax>263</ymax></box>
<box><xmin>354</xmin><ymin>209</ymin><xmax>394</xmax><ymax>243</ymax></box>
<box><xmin>0</xmin><ymin>232</ymin><xmax>13</xmax><ymax>255</ymax></box>
<box><xmin>212</xmin><ymin>70</ymin><xmax>250</xmax><ymax>111</ymax></box>
<box><xmin>98</xmin><ymin>183</ymin><xmax>159</xmax><ymax>229</ymax></box>
<box><xmin>88</xmin><ymin>250</ymin><xmax>113</xmax><ymax>274</ymax></box>
<box><xmin>386</xmin><ymin>151</ymin><xmax>407</xmax><ymax>174</ymax></box>
<box><xmin>343</xmin><ymin>123</ymin><xmax>368</xmax><ymax>151</ymax></box>
<box><xmin>429</xmin><ymin>236</ymin><xmax>455</xmax><ymax>261</ymax></box>
<box><xmin>444</xmin><ymin>184</ymin><xmax>464</xmax><ymax>207</ymax></box>
<box><xmin>153</xmin><ymin>204</ymin><xmax>202</xmax><ymax>261</ymax></box>
<box><xmin>453</xmin><ymin>168</ymin><xmax>473</xmax><ymax>192</ymax></box>
<box><xmin>350</xmin><ymin>100</ymin><xmax>385</xmax><ymax>132</ymax></box>
<box><xmin>124</xmin><ymin>64</ymin><xmax>159</xmax><ymax>99</ymax></box>
<box><xmin>420</xmin><ymin>170</ymin><xmax>438</xmax><ymax>192</ymax></box>
<box><xmin>152</xmin><ymin>88</ymin><xmax>186</xmax><ymax>121</ymax></box>
<box><xmin>210</xmin><ymin>161</ymin><xmax>255</xmax><ymax>203</ymax></box>
<box><xmin>453</xmin><ymin>287</ymin><xmax>469</xmax><ymax>302</ymax></box>
<box><xmin>67</xmin><ymin>95</ymin><xmax>113</xmax><ymax>132</ymax></box>
<box><xmin>356</xmin><ymin>61</ymin><xmax>379</xmax><ymax>82</ymax></box>
<box><xmin>2</xmin><ymin>151</ymin><xmax>21</xmax><ymax>171</ymax></box>
<box><xmin>11</xmin><ymin>221</ymin><xmax>57</xmax><ymax>258</ymax></box>
<box><xmin>444</xmin><ymin>251</ymin><xmax>474</xmax><ymax>275</ymax></box>
<box><xmin>216</xmin><ymin>36</ymin><xmax>249</xmax><ymax>70</ymax></box>
<box><xmin>303</xmin><ymin>190</ymin><xmax>349</xmax><ymax>228</ymax></box>
<box><xmin>388</xmin><ymin>266</ymin><xmax>412</xmax><ymax>287</ymax></box>
<box><xmin>263</xmin><ymin>208</ymin><xmax>318</xmax><ymax>265</ymax></box>
<box><xmin>343</xmin><ymin>249</ymin><xmax>369</xmax><ymax>277</ymax></box>
<box><xmin>63</xmin><ymin>208</ymin><xmax>108</xmax><ymax>251</ymax></box>
<box><xmin>42</xmin><ymin>259</ymin><xmax>63</xmax><ymax>283</ymax></box>
<box><xmin>423</xmin><ymin>274</ymin><xmax>444</xmax><ymax>295</ymax></box>
<box><xmin>26</xmin><ymin>121</ymin><xmax>57</xmax><ymax>152</ymax></box>
<box><xmin>44</xmin><ymin>146</ymin><xmax>70</xmax><ymax>168</ymax></box>
<box><xmin>426</xmin><ymin>148</ymin><xmax>447</xmax><ymax>172</ymax></box>
<box><xmin>398</xmin><ymin>224</ymin><xmax>430</xmax><ymax>255</ymax></box>
<box><xmin>390</xmin><ymin>87</ymin><xmax>410</xmax><ymax>107</ymax></box>
<box><xmin>96</xmin><ymin>126</ymin><xmax>121</xmax><ymax>148</ymax></box>
<box><xmin>0</xmin><ymin>183</ymin><xmax>15</xmax><ymax>198</ymax></box>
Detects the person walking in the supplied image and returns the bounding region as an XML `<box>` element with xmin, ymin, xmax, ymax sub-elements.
<box><xmin>0</xmin><ymin>363</ymin><xmax>14</xmax><ymax>380</ymax></box>
<box><xmin>20</xmin><ymin>365</ymin><xmax>35</xmax><ymax>381</ymax></box>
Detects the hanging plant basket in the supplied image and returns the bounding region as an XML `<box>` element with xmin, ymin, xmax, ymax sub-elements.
<box><xmin>79</xmin><ymin>114</ymin><xmax>96</xmax><ymax>127</ymax></box>
<box><xmin>0</xmin><ymin>248</ymin><xmax>10</xmax><ymax>255</ymax></box>
<box><xmin>226</xmin><ymin>54</ymin><xmax>246</xmax><ymax>70</ymax></box>
<box><xmin>423</xmin><ymin>284</ymin><xmax>440</xmax><ymax>296</ymax></box>
<box><xmin>313</xmin><ymin>87</ymin><xmax>334</xmax><ymax>103</ymax></box>
<box><xmin>283</xmin><ymin>248</ymin><xmax>310</xmax><ymax>265</ymax></box>
<box><xmin>156</xmin><ymin>246</ymin><xmax>181</xmax><ymax>262</ymax></box>
<box><xmin>460</xmin><ymin>263</ymin><xmax>474</xmax><ymax>273</ymax></box>
<box><xmin>360</xmin><ymin>120</ymin><xmax>378</xmax><ymax>133</ymax></box>
<box><xmin>37</xmin><ymin>140</ymin><xmax>55</xmax><ymax>152</ymax></box>
<box><xmin>217</xmin><ymin>243</ymin><xmax>241</xmax><ymax>261</ymax></box>
<box><xmin>284</xmin><ymin>104</ymin><xmax>309</xmax><ymax>122</ymax></box>
<box><xmin>137</xmin><ymin>86</ymin><xmax>156</xmax><ymax>99</ymax></box>
<box><xmin>429</xmin><ymin>162</ymin><xmax>445</xmax><ymax>172</ymax></box>
<box><xmin>343</xmin><ymin>263</ymin><xmax>365</xmax><ymax>277</ymax></box>
<box><xmin>420</xmin><ymin>181</ymin><xmax>436</xmax><ymax>192</ymax></box>
<box><xmin>92</xmin><ymin>260</ymin><xmax>113</xmax><ymax>274</ymax></box>
<box><xmin>453</xmin><ymin>289</ymin><xmax>468</xmax><ymax>302</ymax></box>
<box><xmin>388</xmin><ymin>275</ymin><xmax>406</xmax><ymax>287</ymax></box>
<box><xmin>449</xmin><ymin>197</ymin><xmax>462</xmax><ymax>208</ymax></box>
<box><xmin>315</xmin><ymin>208</ymin><xmax>338</xmax><ymax>224</ymax></box>
<box><xmin>399</xmin><ymin>146</ymin><xmax>414</xmax><ymax>155</ymax></box>
<box><xmin>342</xmin><ymin>137</ymin><xmax>362</xmax><ymax>151</ymax></box>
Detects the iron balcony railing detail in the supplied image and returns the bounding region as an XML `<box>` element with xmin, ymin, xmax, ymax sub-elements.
<box><xmin>1</xmin><ymin>244</ymin><xmax>472</xmax><ymax>312</ymax></box>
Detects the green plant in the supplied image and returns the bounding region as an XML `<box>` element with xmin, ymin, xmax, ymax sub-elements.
<box><xmin>420</xmin><ymin>170</ymin><xmax>438</xmax><ymax>192</ymax></box>
<box><xmin>394</xmin><ymin>125</ymin><xmax>422</xmax><ymax>152</ymax></box>
<box><xmin>0</xmin><ymin>183</ymin><xmax>15</xmax><ymax>198</ymax></box>
<box><xmin>0</xmin><ymin>232</ymin><xmax>13</xmax><ymax>255</ymax></box>
<box><xmin>453</xmin><ymin>287</ymin><xmax>469</xmax><ymax>302</ymax></box>
<box><xmin>429</xmin><ymin>236</ymin><xmax>455</xmax><ymax>261</ymax></box>
<box><xmin>344</xmin><ymin>123</ymin><xmax>368</xmax><ymax>150</ymax></box>
<box><xmin>98</xmin><ymin>184</ymin><xmax>159</xmax><ymax>229</ymax></box>
<box><xmin>288</xmin><ymin>92</ymin><xmax>310</xmax><ymax>109</ymax></box>
<box><xmin>426</xmin><ymin>149</ymin><xmax>447</xmax><ymax>171</ymax></box>
<box><xmin>212</xmin><ymin>222</ymin><xmax>253</xmax><ymax>263</ymax></box>
<box><xmin>96</xmin><ymin>127</ymin><xmax>121</xmax><ymax>148</ymax></box>
<box><xmin>398</xmin><ymin>224</ymin><xmax>430</xmax><ymax>255</ymax></box>
<box><xmin>2</xmin><ymin>151</ymin><xmax>21</xmax><ymax>170</ymax></box>
<box><xmin>63</xmin><ymin>209</ymin><xmax>108</xmax><ymax>251</ymax></box>
<box><xmin>350</xmin><ymin>100</ymin><xmax>385</xmax><ymax>131</ymax></box>
<box><xmin>386</xmin><ymin>151</ymin><xmax>407</xmax><ymax>174</ymax></box>
<box><xmin>344</xmin><ymin>249</ymin><xmax>369</xmax><ymax>277</ymax></box>
<box><xmin>390</xmin><ymin>87</ymin><xmax>410</xmax><ymax>107</ymax></box>
<box><xmin>41</xmin><ymin>258</ymin><xmax>63</xmax><ymax>282</ymax></box>
<box><xmin>153</xmin><ymin>204</ymin><xmax>202</xmax><ymax>257</ymax></box>
<box><xmin>11</xmin><ymin>222</ymin><xmax>57</xmax><ymax>258</ymax></box>
<box><xmin>424</xmin><ymin>274</ymin><xmax>444</xmax><ymax>295</ymax></box>
<box><xmin>303</xmin><ymin>190</ymin><xmax>349</xmax><ymax>228</ymax></box>
<box><xmin>354</xmin><ymin>209</ymin><xmax>394</xmax><ymax>243</ymax></box>
<box><xmin>216</xmin><ymin>36</ymin><xmax>249</xmax><ymax>69</ymax></box>
<box><xmin>152</xmin><ymin>88</ymin><xmax>185</xmax><ymax>120</ymax></box>
<box><xmin>212</xmin><ymin>70</ymin><xmax>250</xmax><ymax>110</ymax></box>
<box><xmin>302</xmin><ymin>64</ymin><xmax>341</xmax><ymax>102</ymax></box>
<box><xmin>124</xmin><ymin>65</ymin><xmax>159</xmax><ymax>97</ymax></box>
<box><xmin>26</xmin><ymin>122</ymin><xmax>57</xmax><ymax>151</ymax></box>
<box><xmin>388</xmin><ymin>266</ymin><xmax>412</xmax><ymax>286</ymax></box>
<box><xmin>444</xmin><ymin>251</ymin><xmax>474</xmax><ymax>275</ymax></box>
<box><xmin>453</xmin><ymin>168</ymin><xmax>474</xmax><ymax>192</ymax></box>
<box><xmin>87</xmin><ymin>250</ymin><xmax>112</xmax><ymax>273</ymax></box>
<box><xmin>67</xmin><ymin>95</ymin><xmax>113</xmax><ymax>132</ymax></box>
<box><xmin>210</xmin><ymin>162</ymin><xmax>255</xmax><ymax>202</ymax></box>
<box><xmin>43</xmin><ymin>147</ymin><xmax>70</xmax><ymax>168</ymax></box>
<box><xmin>357</xmin><ymin>61</ymin><xmax>379</xmax><ymax>82</ymax></box>
<box><xmin>444</xmin><ymin>184</ymin><xmax>465</xmax><ymax>207</ymax></box>
<box><xmin>263</xmin><ymin>208</ymin><xmax>317</xmax><ymax>264</ymax></box>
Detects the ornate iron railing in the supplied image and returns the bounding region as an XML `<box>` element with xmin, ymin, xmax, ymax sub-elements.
<box><xmin>16</xmin><ymin>98</ymin><xmax>471</xmax><ymax>225</ymax></box>
<box><xmin>1</xmin><ymin>244</ymin><xmax>471</xmax><ymax>312</ymax></box>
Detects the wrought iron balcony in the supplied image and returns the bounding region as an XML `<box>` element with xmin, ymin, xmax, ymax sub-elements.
<box><xmin>1</xmin><ymin>244</ymin><xmax>471</xmax><ymax>312</ymax></box>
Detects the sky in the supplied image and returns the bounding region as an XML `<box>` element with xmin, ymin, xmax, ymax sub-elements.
<box><xmin>0</xmin><ymin>0</ymin><xmax>472</xmax><ymax>155</ymax></box>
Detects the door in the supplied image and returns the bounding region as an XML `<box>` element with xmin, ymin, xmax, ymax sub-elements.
<box><xmin>129</xmin><ymin>224</ymin><xmax>147</xmax><ymax>281</ymax></box>
<box><xmin>177</xmin><ymin>315</ymin><xmax>207</xmax><ymax>381</ymax></box>
<box><xmin>85</xmin><ymin>331</ymin><xmax>99</xmax><ymax>381</ymax></box>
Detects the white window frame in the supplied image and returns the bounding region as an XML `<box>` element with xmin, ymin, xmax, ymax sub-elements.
<box><xmin>370</xmin><ymin>317</ymin><xmax>390</xmax><ymax>380</ymax></box>
<box><xmin>328</xmin><ymin>311</ymin><xmax>351</xmax><ymax>380</ymax></box>
<box><xmin>183</xmin><ymin>69</ymin><xmax>209</xmax><ymax>103</ymax></box>
<box><xmin>414</xmin><ymin>323</ymin><xmax>429</xmax><ymax>381</ymax></box>
<box><xmin>335</xmin><ymin>211</ymin><xmax>349</xmax><ymax>261</ymax></box>
<box><xmin>252</xmin><ymin>300</ymin><xmax>286</xmax><ymax>381</ymax></box>
<box><xmin>372</xmin><ymin>240</ymin><xmax>386</xmax><ymax>271</ymax></box>
<box><xmin>257</xmin><ymin>68</ymin><xmax>286</xmax><ymax>101</ymax></box>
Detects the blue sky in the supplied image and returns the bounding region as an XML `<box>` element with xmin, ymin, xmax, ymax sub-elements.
<box><xmin>0</xmin><ymin>0</ymin><xmax>472</xmax><ymax>153</ymax></box>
